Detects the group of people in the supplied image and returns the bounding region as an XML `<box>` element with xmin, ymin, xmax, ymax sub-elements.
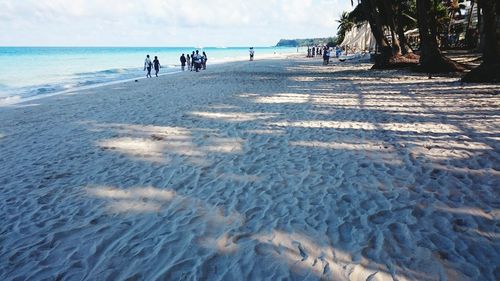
<box><xmin>180</xmin><ymin>50</ymin><xmax>208</xmax><ymax>72</ymax></box>
<box><xmin>307</xmin><ymin>46</ymin><xmax>324</xmax><ymax>57</ymax></box>
<box><xmin>307</xmin><ymin>45</ymin><xmax>344</xmax><ymax>65</ymax></box>
<box><xmin>307</xmin><ymin>46</ymin><xmax>330</xmax><ymax>65</ymax></box>
<box><xmin>144</xmin><ymin>47</ymin><xmax>256</xmax><ymax>77</ymax></box>
<box><xmin>144</xmin><ymin>54</ymin><xmax>161</xmax><ymax>78</ymax></box>
<box><xmin>143</xmin><ymin>50</ymin><xmax>208</xmax><ymax>78</ymax></box>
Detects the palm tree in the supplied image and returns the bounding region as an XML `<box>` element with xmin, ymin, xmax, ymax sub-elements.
<box><xmin>347</xmin><ymin>0</ymin><xmax>470</xmax><ymax>71</ymax></box>
<box><xmin>357</xmin><ymin>0</ymin><xmax>418</xmax><ymax>68</ymax></box>
<box><xmin>396</xmin><ymin>0</ymin><xmax>418</xmax><ymax>55</ymax></box>
<box><xmin>415</xmin><ymin>0</ymin><xmax>463</xmax><ymax>72</ymax></box>
<box><xmin>336</xmin><ymin>11</ymin><xmax>355</xmax><ymax>45</ymax></box>
<box><xmin>462</xmin><ymin>0</ymin><xmax>500</xmax><ymax>82</ymax></box>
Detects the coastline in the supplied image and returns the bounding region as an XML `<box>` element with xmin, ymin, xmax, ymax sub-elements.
<box><xmin>0</xmin><ymin>51</ymin><xmax>297</xmax><ymax>107</ymax></box>
<box><xmin>1</xmin><ymin>55</ymin><xmax>498</xmax><ymax>280</ymax></box>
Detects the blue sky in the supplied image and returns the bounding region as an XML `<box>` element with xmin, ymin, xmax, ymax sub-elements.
<box><xmin>0</xmin><ymin>0</ymin><xmax>353</xmax><ymax>47</ymax></box>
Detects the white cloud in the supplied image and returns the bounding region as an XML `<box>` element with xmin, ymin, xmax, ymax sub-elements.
<box><xmin>0</xmin><ymin>0</ymin><xmax>353</xmax><ymax>46</ymax></box>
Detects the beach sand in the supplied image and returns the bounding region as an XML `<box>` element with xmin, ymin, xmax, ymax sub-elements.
<box><xmin>0</xmin><ymin>56</ymin><xmax>499</xmax><ymax>280</ymax></box>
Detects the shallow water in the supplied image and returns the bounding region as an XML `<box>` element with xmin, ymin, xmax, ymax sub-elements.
<box><xmin>0</xmin><ymin>46</ymin><xmax>298</xmax><ymax>103</ymax></box>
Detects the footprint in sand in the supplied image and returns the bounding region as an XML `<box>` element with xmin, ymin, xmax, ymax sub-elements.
<box><xmin>292</xmin><ymin>241</ymin><xmax>308</xmax><ymax>261</ymax></box>
<box><xmin>368</xmin><ymin>210</ymin><xmax>392</xmax><ymax>224</ymax></box>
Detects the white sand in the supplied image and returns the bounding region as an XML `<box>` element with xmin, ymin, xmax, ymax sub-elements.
<box><xmin>0</xmin><ymin>56</ymin><xmax>499</xmax><ymax>281</ymax></box>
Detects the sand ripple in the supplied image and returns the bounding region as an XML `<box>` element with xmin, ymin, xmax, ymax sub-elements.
<box><xmin>1</xmin><ymin>58</ymin><xmax>499</xmax><ymax>280</ymax></box>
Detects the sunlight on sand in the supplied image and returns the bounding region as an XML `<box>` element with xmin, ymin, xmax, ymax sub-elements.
<box><xmin>291</xmin><ymin>140</ymin><xmax>394</xmax><ymax>152</ymax></box>
<box><xmin>98</xmin><ymin>138</ymin><xmax>167</xmax><ymax>163</ymax></box>
<box><xmin>87</xmin><ymin>186</ymin><xmax>176</xmax><ymax>213</ymax></box>
<box><xmin>470</xmin><ymin>229</ymin><xmax>500</xmax><ymax>240</ymax></box>
<box><xmin>221</xmin><ymin>173</ymin><xmax>261</xmax><ymax>182</ymax></box>
<box><xmin>84</xmin><ymin>122</ymin><xmax>189</xmax><ymax>136</ymax></box>
<box><xmin>87</xmin><ymin>186</ymin><xmax>245</xmax><ymax>226</ymax></box>
<box><xmin>290</xmin><ymin>77</ymin><xmax>321</xmax><ymax>82</ymax></box>
<box><xmin>204</xmin><ymin>137</ymin><xmax>243</xmax><ymax>153</ymax></box>
<box><xmin>253</xmin><ymin>93</ymin><xmax>310</xmax><ymax>104</ymax></box>
<box><xmin>88</xmin><ymin>186</ymin><xmax>176</xmax><ymax>201</ymax></box>
<box><xmin>272</xmin><ymin>120</ymin><xmax>377</xmax><ymax>130</ymax></box>
<box><xmin>432</xmin><ymin>205</ymin><xmax>498</xmax><ymax>220</ymax></box>
<box><xmin>91</xmin><ymin>122</ymin><xmax>243</xmax><ymax>164</ymax></box>
<box><xmin>271</xmin><ymin>120</ymin><xmax>460</xmax><ymax>134</ymax></box>
<box><xmin>431</xmin><ymin>163</ymin><xmax>500</xmax><ymax>176</ymax></box>
<box><xmin>108</xmin><ymin>200</ymin><xmax>163</xmax><ymax>213</ymax></box>
<box><xmin>199</xmin><ymin>233</ymin><xmax>239</xmax><ymax>254</ymax></box>
<box><xmin>251</xmin><ymin>230</ymin><xmax>397</xmax><ymax>281</ymax></box>
<box><xmin>409</xmin><ymin>139</ymin><xmax>493</xmax><ymax>160</ymax></box>
<box><xmin>251</xmin><ymin>229</ymin><xmax>443</xmax><ymax>281</ymax></box>
<box><xmin>243</xmin><ymin>129</ymin><xmax>286</xmax><ymax>135</ymax></box>
<box><xmin>189</xmin><ymin>111</ymin><xmax>276</xmax><ymax>122</ymax></box>
<box><xmin>206</xmin><ymin>104</ymin><xmax>240</xmax><ymax>110</ymax></box>
<box><xmin>292</xmin><ymin>138</ymin><xmax>491</xmax><ymax>161</ymax></box>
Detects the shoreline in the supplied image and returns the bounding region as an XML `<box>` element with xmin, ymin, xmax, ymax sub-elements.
<box><xmin>0</xmin><ymin>52</ymin><xmax>299</xmax><ymax>108</ymax></box>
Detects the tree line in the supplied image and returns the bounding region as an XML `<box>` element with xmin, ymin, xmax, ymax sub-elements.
<box><xmin>339</xmin><ymin>0</ymin><xmax>498</xmax><ymax>82</ymax></box>
<box><xmin>276</xmin><ymin>38</ymin><xmax>337</xmax><ymax>48</ymax></box>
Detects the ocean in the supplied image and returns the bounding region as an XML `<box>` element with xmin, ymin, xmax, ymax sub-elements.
<box><xmin>0</xmin><ymin>47</ymin><xmax>298</xmax><ymax>105</ymax></box>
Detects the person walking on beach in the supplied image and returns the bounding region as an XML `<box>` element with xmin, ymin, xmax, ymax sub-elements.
<box><xmin>200</xmin><ymin>55</ymin><xmax>205</xmax><ymax>71</ymax></box>
<box><xmin>202</xmin><ymin>51</ymin><xmax>208</xmax><ymax>70</ymax></box>
<box><xmin>191</xmin><ymin>51</ymin><xmax>196</xmax><ymax>71</ymax></box>
<box><xmin>194</xmin><ymin>50</ymin><xmax>202</xmax><ymax>72</ymax></box>
<box><xmin>249</xmin><ymin>47</ymin><xmax>255</xmax><ymax>61</ymax></box>
<box><xmin>323</xmin><ymin>47</ymin><xmax>330</xmax><ymax>65</ymax></box>
<box><xmin>153</xmin><ymin>56</ymin><xmax>161</xmax><ymax>77</ymax></box>
<box><xmin>186</xmin><ymin>54</ymin><xmax>191</xmax><ymax>71</ymax></box>
<box><xmin>144</xmin><ymin>54</ymin><xmax>153</xmax><ymax>78</ymax></box>
<box><xmin>180</xmin><ymin>54</ymin><xmax>186</xmax><ymax>71</ymax></box>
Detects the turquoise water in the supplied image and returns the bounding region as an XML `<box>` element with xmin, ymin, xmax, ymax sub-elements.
<box><xmin>0</xmin><ymin>47</ymin><xmax>298</xmax><ymax>102</ymax></box>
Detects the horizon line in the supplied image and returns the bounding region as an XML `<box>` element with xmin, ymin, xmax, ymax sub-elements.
<box><xmin>0</xmin><ymin>45</ymin><xmax>283</xmax><ymax>48</ymax></box>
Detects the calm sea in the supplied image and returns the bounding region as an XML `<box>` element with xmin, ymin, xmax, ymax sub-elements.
<box><xmin>0</xmin><ymin>46</ymin><xmax>298</xmax><ymax>105</ymax></box>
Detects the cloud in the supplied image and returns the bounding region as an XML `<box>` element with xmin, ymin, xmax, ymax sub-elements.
<box><xmin>0</xmin><ymin>0</ymin><xmax>353</xmax><ymax>46</ymax></box>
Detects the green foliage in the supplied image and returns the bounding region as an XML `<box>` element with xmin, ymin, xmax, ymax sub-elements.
<box><xmin>336</xmin><ymin>11</ymin><xmax>356</xmax><ymax>45</ymax></box>
<box><xmin>347</xmin><ymin>3</ymin><xmax>366</xmax><ymax>23</ymax></box>
<box><xmin>432</xmin><ymin>1</ymin><xmax>451</xmax><ymax>34</ymax></box>
<box><xmin>326</xmin><ymin>39</ymin><xmax>337</xmax><ymax>48</ymax></box>
<box><xmin>276</xmin><ymin>39</ymin><xmax>299</xmax><ymax>47</ymax></box>
<box><xmin>276</xmin><ymin>37</ymin><xmax>337</xmax><ymax>47</ymax></box>
<box><xmin>400</xmin><ymin>0</ymin><xmax>418</xmax><ymax>30</ymax></box>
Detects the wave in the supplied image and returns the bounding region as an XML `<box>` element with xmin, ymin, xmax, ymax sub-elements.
<box><xmin>0</xmin><ymin>66</ymin><xmax>183</xmax><ymax>106</ymax></box>
<box><xmin>76</xmin><ymin>67</ymin><xmax>138</xmax><ymax>77</ymax></box>
<box><xmin>0</xmin><ymin>95</ymin><xmax>22</xmax><ymax>106</ymax></box>
<box><xmin>34</xmin><ymin>86</ymin><xmax>60</xmax><ymax>94</ymax></box>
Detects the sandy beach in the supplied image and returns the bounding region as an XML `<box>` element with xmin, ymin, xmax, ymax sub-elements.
<box><xmin>0</xmin><ymin>55</ymin><xmax>499</xmax><ymax>280</ymax></box>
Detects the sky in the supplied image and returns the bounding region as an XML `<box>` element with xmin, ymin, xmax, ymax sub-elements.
<box><xmin>0</xmin><ymin>0</ymin><xmax>354</xmax><ymax>47</ymax></box>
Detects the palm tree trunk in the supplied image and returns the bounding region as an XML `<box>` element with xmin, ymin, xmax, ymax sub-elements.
<box><xmin>462</xmin><ymin>0</ymin><xmax>500</xmax><ymax>82</ymax></box>
<box><xmin>479</xmin><ymin>0</ymin><xmax>499</xmax><ymax>63</ymax></box>
<box><xmin>361</xmin><ymin>0</ymin><xmax>397</xmax><ymax>68</ymax></box>
<box><xmin>416</xmin><ymin>0</ymin><xmax>462</xmax><ymax>72</ymax></box>
<box><xmin>383</xmin><ymin>0</ymin><xmax>402</xmax><ymax>56</ymax></box>
<box><xmin>396</xmin><ymin>2</ymin><xmax>413</xmax><ymax>55</ymax></box>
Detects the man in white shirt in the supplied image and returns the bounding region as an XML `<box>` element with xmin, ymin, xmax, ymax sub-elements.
<box><xmin>194</xmin><ymin>50</ymin><xmax>202</xmax><ymax>72</ymax></box>
<box><xmin>249</xmin><ymin>47</ymin><xmax>255</xmax><ymax>61</ymax></box>
<box><xmin>144</xmin><ymin>55</ymin><xmax>152</xmax><ymax>78</ymax></box>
